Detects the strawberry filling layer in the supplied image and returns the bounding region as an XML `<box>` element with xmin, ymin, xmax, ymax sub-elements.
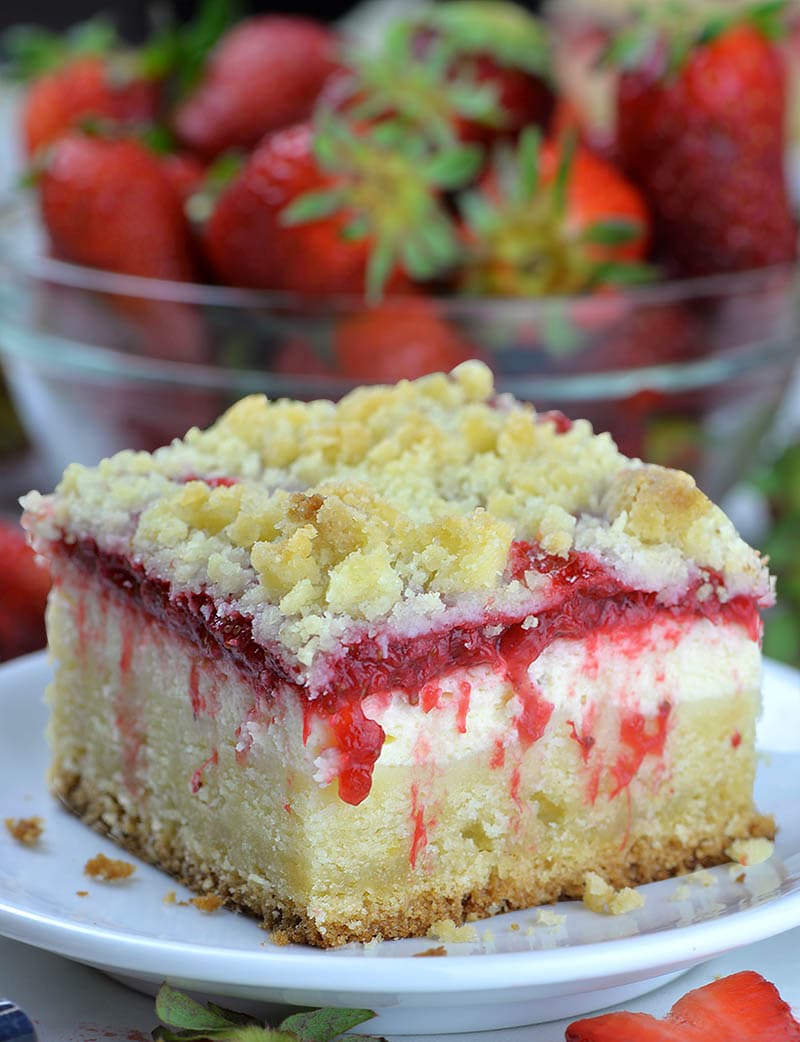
<box><xmin>58</xmin><ymin>537</ymin><xmax>761</xmax><ymax>806</ymax></box>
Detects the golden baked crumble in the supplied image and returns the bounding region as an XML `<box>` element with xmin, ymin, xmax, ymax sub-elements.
<box><xmin>4</xmin><ymin>815</ymin><xmax>44</xmax><ymax>846</ymax></box>
<box><xmin>22</xmin><ymin>362</ymin><xmax>772</xmax><ymax>663</ymax></box>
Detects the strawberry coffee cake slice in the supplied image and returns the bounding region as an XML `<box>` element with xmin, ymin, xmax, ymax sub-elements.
<box><xmin>22</xmin><ymin>362</ymin><xmax>774</xmax><ymax>946</ymax></box>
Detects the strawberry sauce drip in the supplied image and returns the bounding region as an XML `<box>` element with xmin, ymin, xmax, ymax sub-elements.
<box><xmin>190</xmin><ymin>748</ymin><xmax>218</xmax><ymax>794</ymax></box>
<box><xmin>115</xmin><ymin>619</ymin><xmax>144</xmax><ymax>796</ymax></box>
<box><xmin>409</xmin><ymin>783</ymin><xmax>427</xmax><ymax>869</ymax></box>
<box><xmin>610</xmin><ymin>700</ymin><xmax>672</xmax><ymax>798</ymax></box>
<box><xmin>181</xmin><ymin>474</ymin><xmax>238</xmax><ymax>487</ymax></box>
<box><xmin>60</xmin><ymin>537</ymin><xmax>762</xmax><ymax>807</ymax></box>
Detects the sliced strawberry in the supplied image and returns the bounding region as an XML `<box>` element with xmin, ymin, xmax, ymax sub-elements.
<box><xmin>172</xmin><ymin>16</ymin><xmax>340</xmax><ymax>159</ymax></box>
<box><xmin>566</xmin><ymin>1010</ymin><xmax>693</xmax><ymax>1040</ymax></box>
<box><xmin>567</xmin><ymin>971</ymin><xmax>800</xmax><ymax>1041</ymax></box>
<box><xmin>335</xmin><ymin>299</ymin><xmax>475</xmax><ymax>382</ymax></box>
<box><xmin>669</xmin><ymin>970</ymin><xmax>800</xmax><ymax>1039</ymax></box>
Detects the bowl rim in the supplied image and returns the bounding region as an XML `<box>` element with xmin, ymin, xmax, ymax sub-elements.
<box><xmin>0</xmin><ymin>193</ymin><xmax>798</xmax><ymax>313</ymax></box>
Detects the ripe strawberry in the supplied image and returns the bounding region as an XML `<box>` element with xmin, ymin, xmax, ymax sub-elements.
<box><xmin>172</xmin><ymin>16</ymin><xmax>340</xmax><ymax>159</ymax></box>
<box><xmin>460</xmin><ymin>130</ymin><xmax>651</xmax><ymax>296</ymax></box>
<box><xmin>20</xmin><ymin>54</ymin><xmax>159</xmax><ymax>157</ymax></box>
<box><xmin>0</xmin><ymin>518</ymin><xmax>50</xmax><ymax>661</ymax></box>
<box><xmin>38</xmin><ymin>133</ymin><xmax>209</xmax><ymax>364</ymax></box>
<box><xmin>566</xmin><ymin>970</ymin><xmax>800</xmax><ymax>1040</ymax></box>
<box><xmin>205</xmin><ymin>120</ymin><xmax>480</xmax><ymax>298</ymax></box>
<box><xmin>40</xmin><ymin>133</ymin><xmax>196</xmax><ymax>281</ymax></box>
<box><xmin>327</xmin><ymin>3</ymin><xmax>553</xmax><ymax>148</ymax></box>
<box><xmin>615</xmin><ymin>9</ymin><xmax>797</xmax><ymax>276</ymax></box>
<box><xmin>335</xmin><ymin>299</ymin><xmax>475</xmax><ymax>382</ymax></box>
<box><xmin>160</xmin><ymin>151</ymin><xmax>206</xmax><ymax>205</ymax></box>
<box><xmin>414</xmin><ymin>1</ymin><xmax>555</xmax><ymax>142</ymax></box>
<box><xmin>204</xmin><ymin>123</ymin><xmax>370</xmax><ymax>295</ymax></box>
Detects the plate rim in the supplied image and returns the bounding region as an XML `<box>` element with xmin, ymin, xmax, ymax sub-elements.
<box><xmin>1</xmin><ymin>651</ymin><xmax>799</xmax><ymax>997</ymax></box>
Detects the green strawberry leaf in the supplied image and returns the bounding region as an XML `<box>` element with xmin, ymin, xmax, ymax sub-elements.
<box><xmin>366</xmin><ymin>239</ymin><xmax>396</xmax><ymax>303</ymax></box>
<box><xmin>142</xmin><ymin>0</ymin><xmax>242</xmax><ymax>93</ymax></box>
<box><xmin>423</xmin><ymin>144</ymin><xmax>483</xmax><ymax>189</ymax></box>
<box><xmin>2</xmin><ymin>17</ymin><xmax>118</xmax><ymax>80</ymax></box>
<box><xmin>278</xmin><ymin>1007</ymin><xmax>377</xmax><ymax>1041</ymax></box>
<box><xmin>155</xmin><ymin>983</ymin><xmax>240</xmax><ymax>1032</ymax></box>
<box><xmin>514</xmin><ymin>126</ymin><xmax>541</xmax><ymax>204</ymax></box>
<box><xmin>205</xmin><ymin>1004</ymin><xmax>262</xmax><ymax>1028</ymax></box>
<box><xmin>152</xmin><ymin>985</ymin><xmax>381</xmax><ymax>1042</ymax></box>
<box><xmin>281</xmin><ymin>189</ymin><xmax>348</xmax><ymax>226</ymax></box>
<box><xmin>582</xmin><ymin>219</ymin><xmax>641</xmax><ymax>247</ymax></box>
<box><xmin>588</xmin><ymin>260</ymin><xmax>658</xmax><ymax>287</ymax></box>
<box><xmin>419</xmin><ymin>0</ymin><xmax>552</xmax><ymax>76</ymax></box>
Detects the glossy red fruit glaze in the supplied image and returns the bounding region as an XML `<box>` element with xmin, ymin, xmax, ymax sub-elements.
<box><xmin>190</xmin><ymin>748</ymin><xmax>218</xmax><ymax>794</ymax></box>
<box><xmin>59</xmin><ymin>537</ymin><xmax>761</xmax><ymax>806</ymax></box>
<box><xmin>610</xmin><ymin>699</ymin><xmax>671</xmax><ymax>797</ymax></box>
<box><xmin>181</xmin><ymin>474</ymin><xmax>238</xmax><ymax>488</ymax></box>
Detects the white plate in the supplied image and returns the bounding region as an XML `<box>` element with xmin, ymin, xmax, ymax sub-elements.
<box><xmin>1</xmin><ymin>652</ymin><xmax>799</xmax><ymax>1035</ymax></box>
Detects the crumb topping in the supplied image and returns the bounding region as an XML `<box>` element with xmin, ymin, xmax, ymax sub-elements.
<box><xmin>189</xmin><ymin>893</ymin><xmax>224</xmax><ymax>913</ymax></box>
<box><xmin>22</xmin><ymin>362</ymin><xmax>772</xmax><ymax>663</ymax></box>
<box><xmin>427</xmin><ymin>917</ymin><xmax>478</xmax><ymax>942</ymax></box>
<box><xmin>4</xmin><ymin>815</ymin><xmax>44</xmax><ymax>846</ymax></box>
<box><xmin>725</xmin><ymin>837</ymin><xmax>775</xmax><ymax>867</ymax></box>
<box><xmin>581</xmin><ymin>871</ymin><xmax>645</xmax><ymax>915</ymax></box>
<box><xmin>84</xmin><ymin>852</ymin><xmax>136</xmax><ymax>881</ymax></box>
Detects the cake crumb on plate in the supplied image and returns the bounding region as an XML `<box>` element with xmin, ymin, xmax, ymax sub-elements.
<box><xmin>582</xmin><ymin>871</ymin><xmax>645</xmax><ymax>915</ymax></box>
<box><xmin>427</xmin><ymin>918</ymin><xmax>478</xmax><ymax>942</ymax></box>
<box><xmin>413</xmin><ymin>945</ymin><xmax>448</xmax><ymax>957</ymax></box>
<box><xmin>4</xmin><ymin>815</ymin><xmax>44</xmax><ymax>846</ymax></box>
<box><xmin>189</xmin><ymin>893</ymin><xmax>224</xmax><ymax>913</ymax></box>
<box><xmin>535</xmin><ymin>907</ymin><xmax>566</xmax><ymax>927</ymax></box>
<box><xmin>726</xmin><ymin>837</ymin><xmax>774</xmax><ymax>866</ymax></box>
<box><xmin>84</xmin><ymin>852</ymin><xmax>136</xmax><ymax>881</ymax></box>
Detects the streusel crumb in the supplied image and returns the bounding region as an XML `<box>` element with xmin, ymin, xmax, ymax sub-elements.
<box><xmin>4</xmin><ymin>815</ymin><xmax>44</xmax><ymax>846</ymax></box>
<box><xmin>725</xmin><ymin>837</ymin><xmax>774</xmax><ymax>866</ymax></box>
<box><xmin>23</xmin><ymin>361</ymin><xmax>772</xmax><ymax>665</ymax></box>
<box><xmin>582</xmin><ymin>871</ymin><xmax>645</xmax><ymax>915</ymax></box>
<box><xmin>84</xmin><ymin>852</ymin><xmax>136</xmax><ymax>881</ymax></box>
<box><xmin>427</xmin><ymin>918</ymin><xmax>478</xmax><ymax>942</ymax></box>
<box><xmin>190</xmin><ymin>894</ymin><xmax>224</xmax><ymax>913</ymax></box>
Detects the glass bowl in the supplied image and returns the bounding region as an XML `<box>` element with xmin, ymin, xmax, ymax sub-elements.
<box><xmin>0</xmin><ymin>197</ymin><xmax>797</xmax><ymax>501</ymax></box>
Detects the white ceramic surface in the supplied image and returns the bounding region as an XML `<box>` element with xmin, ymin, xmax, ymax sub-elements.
<box><xmin>1</xmin><ymin>652</ymin><xmax>799</xmax><ymax>1034</ymax></box>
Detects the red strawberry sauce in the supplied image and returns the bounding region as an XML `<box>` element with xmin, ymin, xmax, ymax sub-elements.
<box><xmin>59</xmin><ymin>537</ymin><xmax>761</xmax><ymax>806</ymax></box>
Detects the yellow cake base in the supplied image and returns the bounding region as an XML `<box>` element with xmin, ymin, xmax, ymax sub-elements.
<box><xmin>46</xmin><ymin>560</ymin><xmax>774</xmax><ymax>947</ymax></box>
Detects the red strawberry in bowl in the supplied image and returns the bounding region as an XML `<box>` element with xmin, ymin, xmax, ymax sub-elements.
<box><xmin>204</xmin><ymin>118</ymin><xmax>481</xmax><ymax>299</ymax></box>
<box><xmin>414</xmin><ymin>0</ymin><xmax>555</xmax><ymax>142</ymax></box>
<box><xmin>172</xmin><ymin>15</ymin><xmax>341</xmax><ymax>159</ymax></box>
<box><xmin>321</xmin><ymin>1</ymin><xmax>554</xmax><ymax>148</ymax></box>
<box><xmin>459</xmin><ymin>130</ymin><xmax>651</xmax><ymax>297</ymax></box>
<box><xmin>0</xmin><ymin>518</ymin><xmax>50</xmax><ymax>660</ymax></box>
<box><xmin>38</xmin><ymin>131</ymin><xmax>208</xmax><ymax>363</ymax></box>
<box><xmin>614</xmin><ymin>4</ymin><xmax>798</xmax><ymax>276</ymax></box>
<box><xmin>335</xmin><ymin>298</ymin><xmax>477</xmax><ymax>382</ymax></box>
<box><xmin>40</xmin><ymin>132</ymin><xmax>197</xmax><ymax>282</ymax></box>
<box><xmin>20</xmin><ymin>54</ymin><xmax>159</xmax><ymax>157</ymax></box>
<box><xmin>6</xmin><ymin>17</ymin><xmax>162</xmax><ymax>157</ymax></box>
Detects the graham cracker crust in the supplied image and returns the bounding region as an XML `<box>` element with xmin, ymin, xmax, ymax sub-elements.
<box><xmin>51</xmin><ymin>766</ymin><xmax>776</xmax><ymax>949</ymax></box>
